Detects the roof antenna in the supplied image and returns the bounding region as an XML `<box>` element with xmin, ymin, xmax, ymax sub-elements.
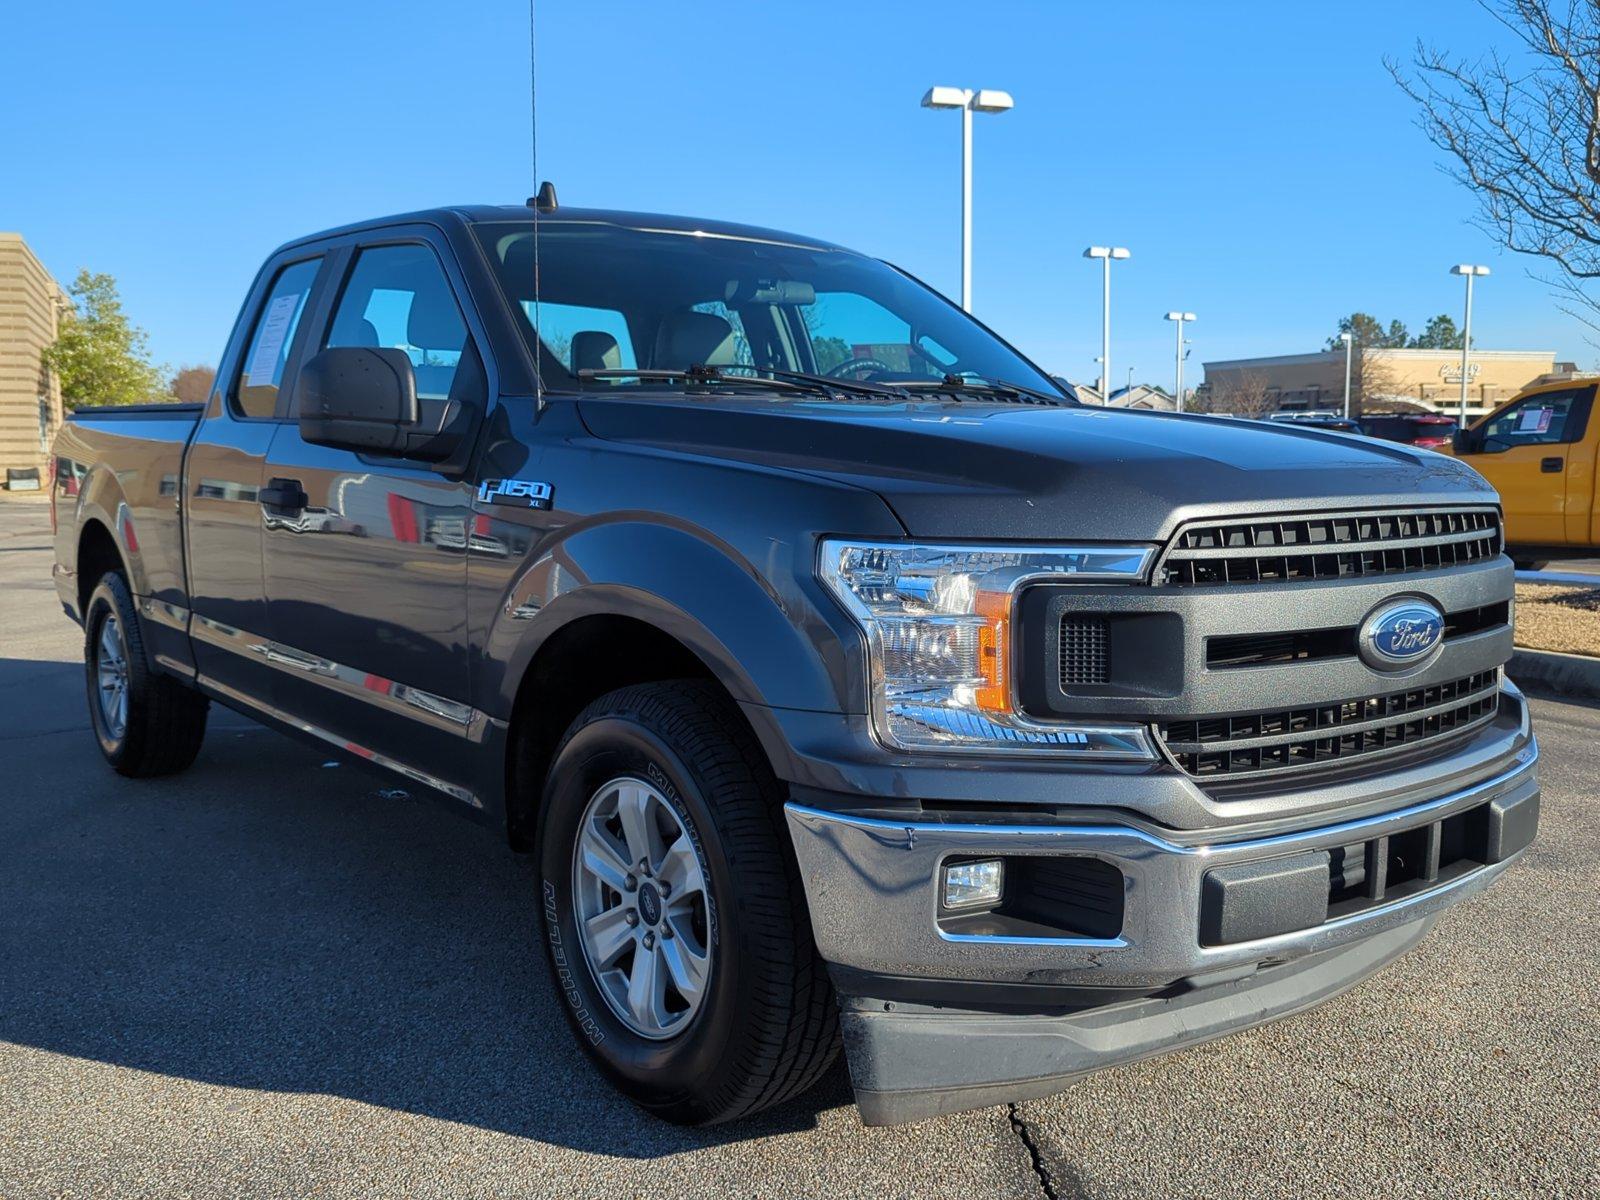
<box><xmin>526</xmin><ymin>0</ymin><xmax>546</xmax><ymax>412</ymax></box>
<box><xmin>528</xmin><ymin>180</ymin><xmax>558</xmax><ymax>211</ymax></box>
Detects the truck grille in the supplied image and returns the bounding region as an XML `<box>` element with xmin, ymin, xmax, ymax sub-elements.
<box><xmin>1157</xmin><ymin>507</ymin><xmax>1500</xmax><ymax>587</ymax></box>
<box><xmin>1157</xmin><ymin>670</ymin><xmax>1500</xmax><ymax>778</ymax></box>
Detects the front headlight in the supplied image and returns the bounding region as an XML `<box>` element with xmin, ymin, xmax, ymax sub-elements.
<box><xmin>818</xmin><ymin>540</ymin><xmax>1157</xmax><ymax>756</ymax></box>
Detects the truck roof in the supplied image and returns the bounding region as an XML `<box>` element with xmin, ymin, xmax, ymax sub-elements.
<box><xmin>278</xmin><ymin>203</ymin><xmax>849</xmax><ymax>256</ymax></box>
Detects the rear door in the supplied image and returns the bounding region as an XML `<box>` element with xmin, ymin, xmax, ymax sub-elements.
<box><xmin>185</xmin><ymin>253</ymin><xmax>325</xmax><ymax>706</ymax></box>
<box><xmin>1459</xmin><ymin>385</ymin><xmax>1595</xmax><ymax>546</ymax></box>
<box><xmin>258</xmin><ymin>232</ymin><xmax>488</xmax><ymax>805</ymax></box>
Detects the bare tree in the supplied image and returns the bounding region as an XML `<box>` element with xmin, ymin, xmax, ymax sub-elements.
<box><xmin>1349</xmin><ymin>350</ymin><xmax>1404</xmax><ymax>417</ymax></box>
<box><xmin>1195</xmin><ymin>370</ymin><xmax>1278</xmax><ymax>418</ymax></box>
<box><xmin>1391</xmin><ymin>2</ymin><xmax>1600</xmax><ymax>332</ymax></box>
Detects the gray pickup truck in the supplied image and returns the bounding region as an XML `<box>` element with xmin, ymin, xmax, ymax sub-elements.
<box><xmin>51</xmin><ymin>201</ymin><xmax>1539</xmax><ymax>1126</ymax></box>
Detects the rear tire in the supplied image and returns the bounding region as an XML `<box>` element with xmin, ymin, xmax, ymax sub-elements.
<box><xmin>83</xmin><ymin>571</ymin><xmax>209</xmax><ymax>777</ymax></box>
<box><xmin>537</xmin><ymin>680</ymin><xmax>839</xmax><ymax>1125</ymax></box>
<box><xmin>1511</xmin><ymin>557</ymin><xmax>1549</xmax><ymax>572</ymax></box>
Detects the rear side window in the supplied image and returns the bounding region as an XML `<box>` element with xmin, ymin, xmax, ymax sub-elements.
<box><xmin>233</xmin><ymin>258</ymin><xmax>321</xmax><ymax>419</ymax></box>
<box><xmin>323</xmin><ymin>244</ymin><xmax>468</xmax><ymax>401</ymax></box>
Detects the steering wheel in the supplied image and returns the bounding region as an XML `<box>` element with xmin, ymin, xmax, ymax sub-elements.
<box><xmin>824</xmin><ymin>357</ymin><xmax>896</xmax><ymax>380</ymax></box>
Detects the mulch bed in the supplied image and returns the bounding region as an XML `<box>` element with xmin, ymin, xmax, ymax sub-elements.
<box><xmin>1515</xmin><ymin>582</ymin><xmax>1600</xmax><ymax>657</ymax></box>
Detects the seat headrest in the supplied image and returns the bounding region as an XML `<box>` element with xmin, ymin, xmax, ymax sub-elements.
<box><xmin>654</xmin><ymin>310</ymin><xmax>737</xmax><ymax>369</ymax></box>
<box><xmin>571</xmin><ymin>331</ymin><xmax>622</xmax><ymax>373</ymax></box>
<box><xmin>353</xmin><ymin>318</ymin><xmax>380</xmax><ymax>348</ymax></box>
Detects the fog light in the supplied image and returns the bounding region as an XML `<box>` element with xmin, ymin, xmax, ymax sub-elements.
<box><xmin>943</xmin><ymin>859</ymin><xmax>1004</xmax><ymax>909</ymax></box>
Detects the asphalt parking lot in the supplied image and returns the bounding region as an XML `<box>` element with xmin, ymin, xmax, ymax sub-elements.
<box><xmin>2</xmin><ymin>498</ymin><xmax>1596</xmax><ymax>1199</ymax></box>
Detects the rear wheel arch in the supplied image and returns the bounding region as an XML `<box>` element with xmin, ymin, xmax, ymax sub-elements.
<box><xmin>76</xmin><ymin>518</ymin><xmax>124</xmax><ymax>613</ymax></box>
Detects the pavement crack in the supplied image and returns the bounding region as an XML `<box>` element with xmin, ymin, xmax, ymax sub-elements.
<box><xmin>1008</xmin><ymin>1102</ymin><xmax>1061</xmax><ymax>1200</ymax></box>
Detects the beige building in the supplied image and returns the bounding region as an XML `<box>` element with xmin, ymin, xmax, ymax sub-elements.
<box><xmin>1201</xmin><ymin>347</ymin><xmax>1569</xmax><ymax>422</ymax></box>
<box><xmin>0</xmin><ymin>234</ymin><xmax>67</xmax><ymax>487</ymax></box>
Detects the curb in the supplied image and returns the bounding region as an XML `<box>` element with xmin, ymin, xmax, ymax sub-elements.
<box><xmin>1508</xmin><ymin>647</ymin><xmax>1600</xmax><ymax>703</ymax></box>
<box><xmin>1515</xmin><ymin>569</ymin><xmax>1600</xmax><ymax>587</ymax></box>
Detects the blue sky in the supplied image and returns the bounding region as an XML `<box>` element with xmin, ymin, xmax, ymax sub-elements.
<box><xmin>4</xmin><ymin>0</ymin><xmax>1587</xmax><ymax>387</ymax></box>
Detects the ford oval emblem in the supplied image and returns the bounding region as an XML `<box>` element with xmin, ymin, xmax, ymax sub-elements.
<box><xmin>1359</xmin><ymin>600</ymin><xmax>1445</xmax><ymax>670</ymax></box>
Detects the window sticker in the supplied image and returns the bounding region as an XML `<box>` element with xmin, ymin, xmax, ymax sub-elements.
<box><xmin>245</xmin><ymin>293</ymin><xmax>303</xmax><ymax>387</ymax></box>
<box><xmin>1516</xmin><ymin>406</ymin><xmax>1554</xmax><ymax>434</ymax></box>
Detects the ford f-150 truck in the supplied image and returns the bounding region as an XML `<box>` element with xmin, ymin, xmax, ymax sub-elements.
<box><xmin>51</xmin><ymin>201</ymin><xmax>1540</xmax><ymax>1127</ymax></box>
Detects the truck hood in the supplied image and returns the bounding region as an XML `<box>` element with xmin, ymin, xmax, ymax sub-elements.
<box><xmin>575</xmin><ymin>396</ymin><xmax>1497</xmax><ymax>541</ymax></box>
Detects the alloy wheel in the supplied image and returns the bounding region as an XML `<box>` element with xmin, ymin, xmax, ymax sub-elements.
<box><xmin>572</xmin><ymin>776</ymin><xmax>712</xmax><ymax>1040</ymax></box>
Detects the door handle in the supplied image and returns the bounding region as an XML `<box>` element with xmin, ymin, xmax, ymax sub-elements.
<box><xmin>1540</xmin><ymin>456</ymin><xmax>1564</xmax><ymax>473</ymax></box>
<box><xmin>259</xmin><ymin>477</ymin><xmax>308</xmax><ymax>511</ymax></box>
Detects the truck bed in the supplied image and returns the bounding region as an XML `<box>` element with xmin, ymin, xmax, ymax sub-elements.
<box><xmin>53</xmin><ymin>402</ymin><xmax>204</xmax><ymax>624</ymax></box>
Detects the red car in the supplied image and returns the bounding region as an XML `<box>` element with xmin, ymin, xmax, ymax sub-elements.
<box><xmin>1359</xmin><ymin>412</ymin><xmax>1459</xmax><ymax>450</ymax></box>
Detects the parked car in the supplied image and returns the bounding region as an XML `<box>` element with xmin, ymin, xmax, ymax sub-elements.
<box><xmin>1360</xmin><ymin>412</ymin><xmax>1459</xmax><ymax>450</ymax></box>
<box><xmin>51</xmin><ymin>202</ymin><xmax>1538</xmax><ymax>1127</ymax></box>
<box><xmin>1448</xmin><ymin>377</ymin><xmax>1598</xmax><ymax>568</ymax></box>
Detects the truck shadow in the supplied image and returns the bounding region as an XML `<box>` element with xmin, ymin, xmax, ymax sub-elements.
<box><xmin>0</xmin><ymin>657</ymin><xmax>852</xmax><ymax>1155</ymax></box>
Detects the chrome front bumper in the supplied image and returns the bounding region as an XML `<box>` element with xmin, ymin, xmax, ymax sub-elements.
<box><xmin>785</xmin><ymin>741</ymin><xmax>1539</xmax><ymax>991</ymax></box>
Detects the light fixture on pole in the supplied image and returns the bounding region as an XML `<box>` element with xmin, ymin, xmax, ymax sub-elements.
<box><xmin>1339</xmin><ymin>331</ymin><xmax>1354</xmax><ymax>419</ymax></box>
<box><xmin>1084</xmin><ymin>246</ymin><xmax>1130</xmax><ymax>406</ymax></box>
<box><xmin>923</xmin><ymin>85</ymin><xmax>1014</xmax><ymax>312</ymax></box>
<box><xmin>1449</xmin><ymin>264</ymin><xmax>1490</xmax><ymax>425</ymax></box>
<box><xmin>1165</xmin><ymin>311</ymin><xmax>1196</xmax><ymax>412</ymax></box>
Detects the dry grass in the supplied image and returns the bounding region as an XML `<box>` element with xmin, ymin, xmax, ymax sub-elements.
<box><xmin>1515</xmin><ymin>582</ymin><xmax>1600</xmax><ymax>657</ymax></box>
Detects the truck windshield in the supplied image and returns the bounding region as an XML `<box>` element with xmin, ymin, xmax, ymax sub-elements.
<box><xmin>473</xmin><ymin>220</ymin><xmax>1062</xmax><ymax>398</ymax></box>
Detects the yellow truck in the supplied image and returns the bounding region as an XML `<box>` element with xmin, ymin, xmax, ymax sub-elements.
<box><xmin>1451</xmin><ymin>376</ymin><xmax>1598</xmax><ymax>568</ymax></box>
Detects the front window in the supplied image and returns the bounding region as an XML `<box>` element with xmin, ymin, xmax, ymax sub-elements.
<box><xmin>473</xmin><ymin>221</ymin><xmax>1058</xmax><ymax>395</ymax></box>
<box><xmin>1480</xmin><ymin>388</ymin><xmax>1592</xmax><ymax>450</ymax></box>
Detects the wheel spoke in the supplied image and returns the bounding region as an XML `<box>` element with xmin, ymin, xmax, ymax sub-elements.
<box><xmin>583</xmin><ymin>905</ymin><xmax>635</xmax><ymax>966</ymax></box>
<box><xmin>656</xmin><ymin>835</ymin><xmax>703</xmax><ymax>897</ymax></box>
<box><xmin>625</xmin><ymin>938</ymin><xmax>666</xmax><ymax>1028</ymax></box>
<box><xmin>660</xmin><ymin>931</ymin><xmax>708</xmax><ymax>1006</ymax></box>
<box><xmin>579</xmin><ymin>823</ymin><xmax>633</xmax><ymax>893</ymax></box>
<box><xmin>614</xmin><ymin>782</ymin><xmax>662</xmax><ymax>869</ymax></box>
<box><xmin>99</xmin><ymin>622</ymin><xmax>125</xmax><ymax>672</ymax></box>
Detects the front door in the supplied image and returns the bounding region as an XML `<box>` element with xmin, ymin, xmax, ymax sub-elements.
<box><xmin>1459</xmin><ymin>385</ymin><xmax>1595</xmax><ymax>546</ymax></box>
<box><xmin>259</xmin><ymin>239</ymin><xmax>486</xmax><ymax>805</ymax></box>
<box><xmin>186</xmin><ymin>254</ymin><xmax>323</xmax><ymax>707</ymax></box>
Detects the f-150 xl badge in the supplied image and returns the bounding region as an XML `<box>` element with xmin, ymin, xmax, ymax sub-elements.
<box><xmin>478</xmin><ymin>478</ymin><xmax>553</xmax><ymax>509</ymax></box>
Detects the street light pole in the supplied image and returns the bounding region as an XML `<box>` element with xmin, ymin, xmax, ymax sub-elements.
<box><xmin>1450</xmin><ymin>264</ymin><xmax>1490</xmax><ymax>425</ymax></box>
<box><xmin>1084</xmin><ymin>246</ymin><xmax>1130</xmax><ymax>405</ymax></box>
<box><xmin>1165</xmin><ymin>311</ymin><xmax>1196</xmax><ymax>412</ymax></box>
<box><xmin>961</xmin><ymin>102</ymin><xmax>972</xmax><ymax>311</ymax></box>
<box><xmin>1340</xmin><ymin>331</ymin><xmax>1353</xmax><ymax>419</ymax></box>
<box><xmin>923</xmin><ymin>86</ymin><xmax>1015</xmax><ymax>312</ymax></box>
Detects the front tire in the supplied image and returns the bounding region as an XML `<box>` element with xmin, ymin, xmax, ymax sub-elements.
<box><xmin>83</xmin><ymin>571</ymin><xmax>209</xmax><ymax>777</ymax></box>
<box><xmin>537</xmin><ymin>680</ymin><xmax>839</xmax><ymax>1125</ymax></box>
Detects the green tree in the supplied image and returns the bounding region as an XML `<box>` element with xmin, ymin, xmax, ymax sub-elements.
<box><xmin>1326</xmin><ymin>313</ymin><xmax>1409</xmax><ymax>351</ymax></box>
<box><xmin>811</xmin><ymin>335</ymin><xmax>853</xmax><ymax>373</ymax></box>
<box><xmin>1408</xmin><ymin>313</ymin><xmax>1464</xmax><ymax>350</ymax></box>
<box><xmin>43</xmin><ymin>270</ymin><xmax>164</xmax><ymax>408</ymax></box>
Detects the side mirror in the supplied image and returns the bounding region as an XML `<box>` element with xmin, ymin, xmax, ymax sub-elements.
<box><xmin>299</xmin><ymin>347</ymin><xmax>419</xmax><ymax>454</ymax></box>
<box><xmin>1452</xmin><ymin>429</ymin><xmax>1477</xmax><ymax>455</ymax></box>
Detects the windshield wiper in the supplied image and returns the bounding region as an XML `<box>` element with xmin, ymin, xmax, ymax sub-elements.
<box><xmin>577</xmin><ymin>365</ymin><xmax>813</xmax><ymax>394</ymax></box>
<box><xmin>721</xmin><ymin>366</ymin><xmax>908</xmax><ymax>399</ymax></box>
<box><xmin>577</xmin><ymin>365</ymin><xmax>899</xmax><ymax>401</ymax></box>
<box><xmin>896</xmin><ymin>374</ymin><xmax>1071</xmax><ymax>406</ymax></box>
